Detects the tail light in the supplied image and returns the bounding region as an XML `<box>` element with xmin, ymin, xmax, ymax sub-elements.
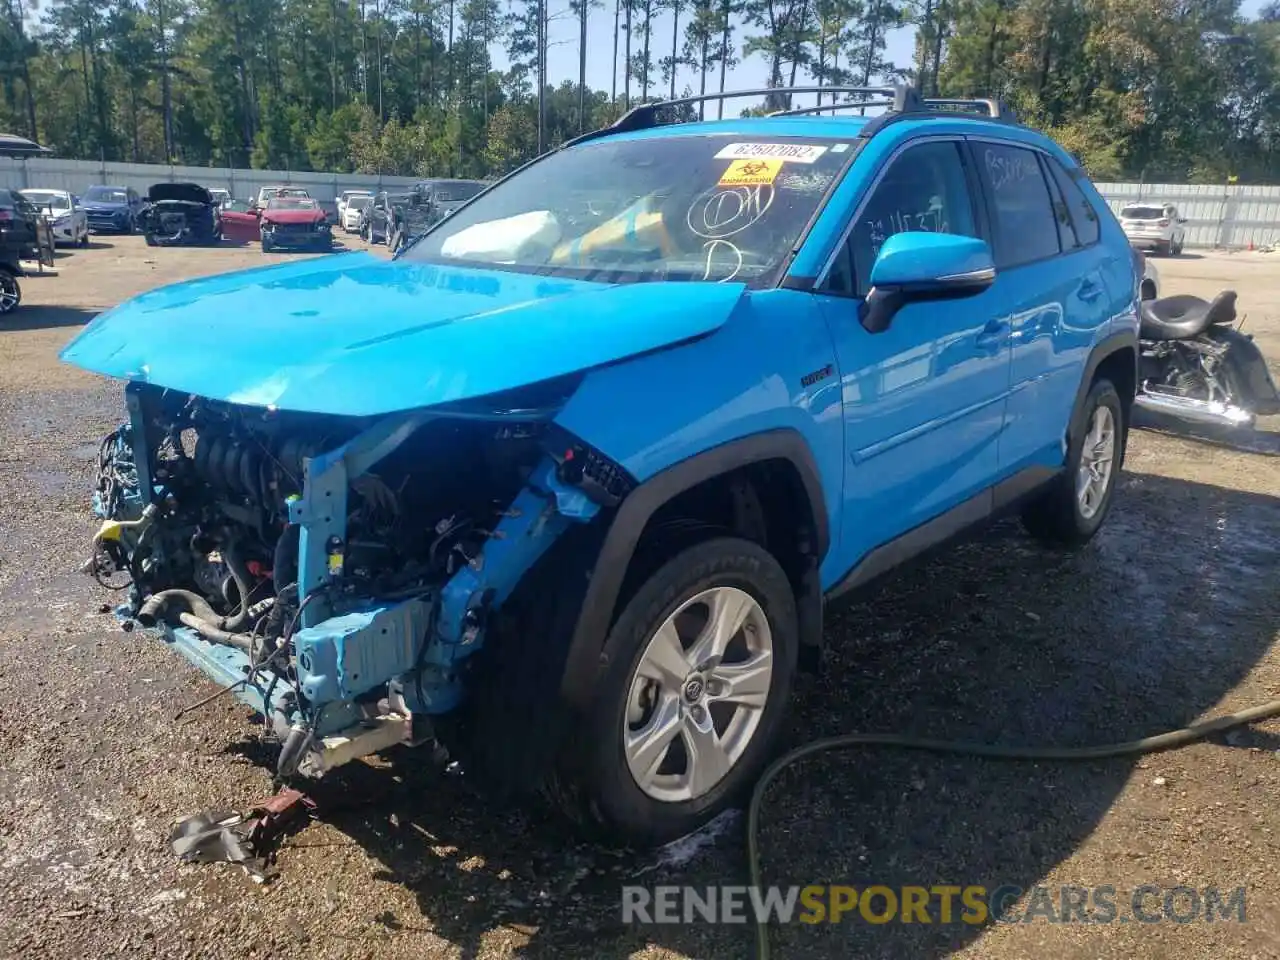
<box><xmin>1157</xmin><ymin>219</ymin><xmax>1170</xmax><ymax>227</ymax></box>
<box><xmin>0</xmin><ymin>209</ymin><xmax>13</xmax><ymax>221</ymax></box>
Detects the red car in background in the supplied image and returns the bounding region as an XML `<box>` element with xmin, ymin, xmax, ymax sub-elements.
<box><xmin>258</xmin><ymin>196</ymin><xmax>333</xmax><ymax>253</ymax></box>
<box><xmin>218</xmin><ymin>199</ymin><xmax>262</xmax><ymax>244</ymax></box>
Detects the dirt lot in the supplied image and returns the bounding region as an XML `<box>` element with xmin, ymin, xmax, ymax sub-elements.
<box><xmin>0</xmin><ymin>238</ymin><xmax>1278</xmax><ymax>960</ymax></box>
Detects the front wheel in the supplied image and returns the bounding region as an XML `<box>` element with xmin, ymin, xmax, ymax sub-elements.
<box><xmin>1022</xmin><ymin>378</ymin><xmax>1125</xmax><ymax>546</ymax></box>
<box><xmin>559</xmin><ymin>537</ymin><xmax>799</xmax><ymax>845</ymax></box>
<box><xmin>0</xmin><ymin>269</ymin><xmax>22</xmax><ymax>314</ymax></box>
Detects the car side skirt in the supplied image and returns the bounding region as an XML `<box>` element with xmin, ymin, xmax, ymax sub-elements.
<box><xmin>823</xmin><ymin>464</ymin><xmax>1060</xmax><ymax>605</ymax></box>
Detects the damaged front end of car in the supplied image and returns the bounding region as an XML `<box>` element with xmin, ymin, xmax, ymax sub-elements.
<box><xmin>83</xmin><ymin>377</ymin><xmax>625</xmax><ymax>781</ymax></box>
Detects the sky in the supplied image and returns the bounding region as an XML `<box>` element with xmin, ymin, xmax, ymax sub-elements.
<box><xmin>487</xmin><ymin>0</ymin><xmax>1270</xmax><ymax>113</ymax></box>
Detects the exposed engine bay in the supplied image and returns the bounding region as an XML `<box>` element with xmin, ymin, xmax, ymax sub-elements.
<box><xmin>86</xmin><ymin>382</ymin><xmax>626</xmax><ymax>781</ymax></box>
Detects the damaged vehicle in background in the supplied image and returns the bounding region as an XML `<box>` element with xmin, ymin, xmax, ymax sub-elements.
<box><xmin>60</xmin><ymin>85</ymin><xmax>1140</xmax><ymax>847</ymax></box>
<box><xmin>141</xmin><ymin>183</ymin><xmax>222</xmax><ymax>246</ymax></box>
<box><xmin>258</xmin><ymin>195</ymin><xmax>332</xmax><ymax>252</ymax></box>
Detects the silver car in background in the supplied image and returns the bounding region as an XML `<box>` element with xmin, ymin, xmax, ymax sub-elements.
<box><xmin>1119</xmin><ymin>201</ymin><xmax>1188</xmax><ymax>256</ymax></box>
<box><xmin>20</xmin><ymin>188</ymin><xmax>89</xmax><ymax>247</ymax></box>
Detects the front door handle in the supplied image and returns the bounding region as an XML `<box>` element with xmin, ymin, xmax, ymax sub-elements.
<box><xmin>975</xmin><ymin>319</ymin><xmax>1009</xmax><ymax>353</ymax></box>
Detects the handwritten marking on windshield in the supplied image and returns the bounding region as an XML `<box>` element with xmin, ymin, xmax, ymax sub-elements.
<box><xmin>701</xmin><ymin>239</ymin><xmax>744</xmax><ymax>282</ymax></box>
<box><xmin>686</xmin><ymin>185</ymin><xmax>776</xmax><ymax>240</ymax></box>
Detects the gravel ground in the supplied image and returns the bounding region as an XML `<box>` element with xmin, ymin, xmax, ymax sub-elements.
<box><xmin>0</xmin><ymin>237</ymin><xmax>1278</xmax><ymax>960</ymax></box>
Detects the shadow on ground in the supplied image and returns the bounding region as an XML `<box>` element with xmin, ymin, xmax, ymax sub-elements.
<box><xmin>1133</xmin><ymin>409</ymin><xmax>1280</xmax><ymax>456</ymax></box>
<box><xmin>222</xmin><ymin>471</ymin><xmax>1279</xmax><ymax>960</ymax></box>
<box><xmin>0</xmin><ymin>304</ymin><xmax>98</xmax><ymax>331</ymax></box>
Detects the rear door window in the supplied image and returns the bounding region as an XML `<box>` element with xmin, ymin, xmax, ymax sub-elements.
<box><xmin>979</xmin><ymin>142</ymin><xmax>1060</xmax><ymax>268</ymax></box>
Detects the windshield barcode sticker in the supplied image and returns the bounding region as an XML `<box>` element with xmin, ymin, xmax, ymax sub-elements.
<box><xmin>714</xmin><ymin>142</ymin><xmax>829</xmax><ymax>164</ymax></box>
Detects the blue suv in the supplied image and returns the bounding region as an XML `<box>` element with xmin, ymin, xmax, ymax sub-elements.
<box><xmin>61</xmin><ymin>85</ymin><xmax>1138</xmax><ymax>846</ymax></box>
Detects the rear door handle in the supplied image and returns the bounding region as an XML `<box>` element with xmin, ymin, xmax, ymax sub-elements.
<box><xmin>1078</xmin><ymin>279</ymin><xmax>1103</xmax><ymax>302</ymax></box>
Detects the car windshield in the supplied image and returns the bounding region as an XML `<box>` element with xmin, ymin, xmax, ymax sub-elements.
<box><xmin>432</xmin><ymin>182</ymin><xmax>484</xmax><ymax>202</ymax></box>
<box><xmin>268</xmin><ymin>197</ymin><xmax>318</xmax><ymax>211</ymax></box>
<box><xmin>23</xmin><ymin>191</ymin><xmax>69</xmax><ymax>210</ymax></box>
<box><xmin>348</xmin><ymin>196</ymin><xmax>372</xmax><ymax>210</ymax></box>
<box><xmin>1121</xmin><ymin>206</ymin><xmax>1164</xmax><ymax>220</ymax></box>
<box><xmin>86</xmin><ymin>187</ymin><xmax>127</xmax><ymax>203</ymax></box>
<box><xmin>225</xmin><ymin>200</ymin><xmax>252</xmax><ymax>213</ymax></box>
<box><xmin>404</xmin><ymin>135</ymin><xmax>852</xmax><ymax>286</ymax></box>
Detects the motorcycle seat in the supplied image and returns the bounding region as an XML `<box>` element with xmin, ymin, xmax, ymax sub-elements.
<box><xmin>1140</xmin><ymin>290</ymin><xmax>1237</xmax><ymax>340</ymax></box>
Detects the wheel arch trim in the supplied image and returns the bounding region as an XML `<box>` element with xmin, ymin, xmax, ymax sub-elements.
<box><xmin>557</xmin><ymin>428</ymin><xmax>829</xmax><ymax>710</ymax></box>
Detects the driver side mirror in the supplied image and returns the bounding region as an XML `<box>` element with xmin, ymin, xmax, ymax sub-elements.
<box><xmin>861</xmin><ymin>232</ymin><xmax>996</xmax><ymax>334</ymax></box>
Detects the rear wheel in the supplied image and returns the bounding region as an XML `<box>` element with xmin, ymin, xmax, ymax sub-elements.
<box><xmin>1022</xmin><ymin>378</ymin><xmax>1124</xmax><ymax>546</ymax></box>
<box><xmin>0</xmin><ymin>269</ymin><xmax>22</xmax><ymax>314</ymax></box>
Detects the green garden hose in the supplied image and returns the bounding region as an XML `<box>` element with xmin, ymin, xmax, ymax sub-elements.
<box><xmin>747</xmin><ymin>697</ymin><xmax>1280</xmax><ymax>960</ymax></box>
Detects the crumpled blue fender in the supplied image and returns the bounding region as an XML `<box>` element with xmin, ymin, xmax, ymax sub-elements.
<box><xmin>59</xmin><ymin>252</ymin><xmax>748</xmax><ymax>416</ymax></box>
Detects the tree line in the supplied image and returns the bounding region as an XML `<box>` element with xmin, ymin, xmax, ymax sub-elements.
<box><xmin>0</xmin><ymin>0</ymin><xmax>1275</xmax><ymax>183</ymax></box>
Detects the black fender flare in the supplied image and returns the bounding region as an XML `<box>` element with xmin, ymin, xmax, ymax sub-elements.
<box><xmin>557</xmin><ymin>428</ymin><xmax>830</xmax><ymax>711</ymax></box>
<box><xmin>1070</xmin><ymin>327</ymin><xmax>1138</xmax><ymax>442</ymax></box>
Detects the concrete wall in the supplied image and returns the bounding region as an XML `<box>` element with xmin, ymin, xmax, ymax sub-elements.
<box><xmin>0</xmin><ymin>156</ymin><xmax>420</xmax><ymax>205</ymax></box>
<box><xmin>0</xmin><ymin>156</ymin><xmax>1276</xmax><ymax>250</ymax></box>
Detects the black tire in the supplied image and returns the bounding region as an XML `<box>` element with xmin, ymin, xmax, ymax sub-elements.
<box><xmin>1022</xmin><ymin>378</ymin><xmax>1125</xmax><ymax>546</ymax></box>
<box><xmin>144</xmin><ymin>232</ymin><xmax>157</xmax><ymax>247</ymax></box>
<box><xmin>559</xmin><ymin>537</ymin><xmax>798</xmax><ymax>845</ymax></box>
<box><xmin>262</xmin><ymin>238</ymin><xmax>274</xmax><ymax>253</ymax></box>
<box><xmin>0</xmin><ymin>269</ymin><xmax>21</xmax><ymax>314</ymax></box>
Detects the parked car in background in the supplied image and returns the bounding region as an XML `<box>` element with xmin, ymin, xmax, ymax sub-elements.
<box><xmin>82</xmin><ymin>185</ymin><xmax>144</xmax><ymax>234</ymax></box>
<box><xmin>0</xmin><ymin>187</ymin><xmax>42</xmax><ymax>313</ymax></box>
<box><xmin>253</xmin><ymin>185</ymin><xmax>311</xmax><ymax>211</ymax></box>
<box><xmin>337</xmin><ymin>189</ymin><xmax>373</xmax><ymax>222</ymax></box>
<box><xmin>415</xmin><ymin>178</ymin><xmax>486</xmax><ymax>226</ymax></box>
<box><xmin>218</xmin><ymin>199</ymin><xmax>262</xmax><ymax>244</ymax></box>
<box><xmin>259</xmin><ymin>195</ymin><xmax>331</xmax><ymax>252</ymax></box>
<box><xmin>140</xmin><ymin>183</ymin><xmax>221</xmax><ymax>246</ymax></box>
<box><xmin>341</xmin><ymin>194</ymin><xmax>372</xmax><ymax>233</ymax></box>
<box><xmin>20</xmin><ymin>188</ymin><xmax>89</xmax><ymax>247</ymax></box>
<box><xmin>1118</xmin><ymin>201</ymin><xmax>1187</xmax><ymax>255</ymax></box>
<box><xmin>360</xmin><ymin>190</ymin><xmax>413</xmax><ymax>244</ymax></box>
<box><xmin>207</xmin><ymin>188</ymin><xmax>231</xmax><ymax>207</ymax></box>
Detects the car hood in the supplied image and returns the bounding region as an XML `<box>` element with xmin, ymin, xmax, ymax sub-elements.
<box><xmin>263</xmin><ymin>208</ymin><xmax>325</xmax><ymax>224</ymax></box>
<box><xmin>148</xmin><ymin>182</ymin><xmax>211</xmax><ymax>205</ymax></box>
<box><xmin>59</xmin><ymin>252</ymin><xmax>746</xmax><ymax>417</ymax></box>
<box><xmin>84</xmin><ymin>201</ymin><xmax>128</xmax><ymax>211</ymax></box>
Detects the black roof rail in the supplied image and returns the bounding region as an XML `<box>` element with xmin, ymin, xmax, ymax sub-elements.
<box><xmin>560</xmin><ymin>84</ymin><xmax>1017</xmax><ymax>150</ymax></box>
<box><xmin>579</xmin><ymin>85</ymin><xmax>922</xmax><ymax>138</ymax></box>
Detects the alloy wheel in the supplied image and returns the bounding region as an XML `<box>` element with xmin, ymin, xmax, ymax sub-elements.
<box><xmin>1076</xmin><ymin>405</ymin><xmax>1116</xmax><ymax>520</ymax></box>
<box><xmin>623</xmin><ymin>586</ymin><xmax>774</xmax><ymax>803</ymax></box>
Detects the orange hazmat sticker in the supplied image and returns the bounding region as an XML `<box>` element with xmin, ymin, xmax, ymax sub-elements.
<box><xmin>718</xmin><ymin>159</ymin><xmax>783</xmax><ymax>187</ymax></box>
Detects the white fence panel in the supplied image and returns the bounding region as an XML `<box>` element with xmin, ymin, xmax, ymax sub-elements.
<box><xmin>0</xmin><ymin>156</ymin><xmax>421</xmax><ymax>205</ymax></box>
<box><xmin>1094</xmin><ymin>182</ymin><xmax>1280</xmax><ymax>250</ymax></box>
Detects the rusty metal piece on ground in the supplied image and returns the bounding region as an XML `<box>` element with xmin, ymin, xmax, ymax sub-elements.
<box><xmin>169</xmin><ymin>787</ymin><xmax>316</xmax><ymax>882</ymax></box>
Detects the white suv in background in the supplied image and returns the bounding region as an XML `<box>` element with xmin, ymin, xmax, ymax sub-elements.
<box><xmin>1118</xmin><ymin>201</ymin><xmax>1188</xmax><ymax>256</ymax></box>
<box><xmin>337</xmin><ymin>189</ymin><xmax>374</xmax><ymax>222</ymax></box>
